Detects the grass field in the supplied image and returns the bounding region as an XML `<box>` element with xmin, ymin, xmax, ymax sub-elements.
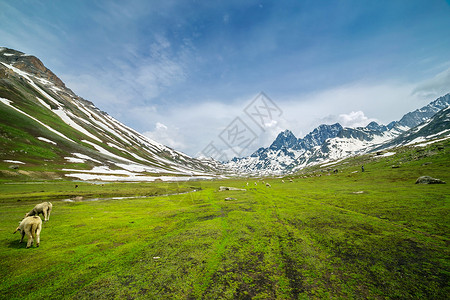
<box><xmin>0</xmin><ymin>142</ymin><xmax>449</xmax><ymax>299</ymax></box>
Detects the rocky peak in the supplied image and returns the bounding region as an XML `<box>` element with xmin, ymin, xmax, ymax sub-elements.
<box><xmin>366</xmin><ymin>121</ymin><xmax>388</xmax><ymax>132</ymax></box>
<box><xmin>298</xmin><ymin>123</ymin><xmax>343</xmax><ymax>150</ymax></box>
<box><xmin>269</xmin><ymin>129</ymin><xmax>298</xmax><ymax>150</ymax></box>
<box><xmin>397</xmin><ymin>93</ymin><xmax>450</xmax><ymax>128</ymax></box>
<box><xmin>0</xmin><ymin>47</ymin><xmax>65</xmax><ymax>88</ymax></box>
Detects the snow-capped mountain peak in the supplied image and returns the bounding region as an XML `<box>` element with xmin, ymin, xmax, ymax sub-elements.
<box><xmin>226</xmin><ymin>94</ymin><xmax>450</xmax><ymax>175</ymax></box>
<box><xmin>269</xmin><ymin>129</ymin><xmax>298</xmax><ymax>150</ymax></box>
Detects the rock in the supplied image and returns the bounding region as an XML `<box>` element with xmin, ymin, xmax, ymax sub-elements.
<box><xmin>219</xmin><ymin>186</ymin><xmax>246</xmax><ymax>191</ymax></box>
<box><xmin>9</xmin><ymin>165</ymin><xmax>19</xmax><ymax>170</ymax></box>
<box><xmin>415</xmin><ymin>176</ymin><xmax>446</xmax><ymax>184</ymax></box>
<box><xmin>224</xmin><ymin>197</ymin><xmax>236</xmax><ymax>201</ymax></box>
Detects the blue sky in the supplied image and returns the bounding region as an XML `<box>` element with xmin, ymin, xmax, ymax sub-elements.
<box><xmin>1</xmin><ymin>0</ymin><xmax>450</xmax><ymax>158</ymax></box>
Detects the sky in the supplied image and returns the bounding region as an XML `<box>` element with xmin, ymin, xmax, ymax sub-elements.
<box><xmin>1</xmin><ymin>0</ymin><xmax>450</xmax><ymax>159</ymax></box>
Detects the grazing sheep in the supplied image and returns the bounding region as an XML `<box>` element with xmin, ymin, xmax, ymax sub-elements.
<box><xmin>25</xmin><ymin>202</ymin><xmax>52</xmax><ymax>222</ymax></box>
<box><xmin>14</xmin><ymin>216</ymin><xmax>42</xmax><ymax>248</ymax></box>
<box><xmin>266</xmin><ymin>183</ymin><xmax>271</xmax><ymax>187</ymax></box>
<box><xmin>282</xmin><ymin>180</ymin><xmax>285</xmax><ymax>183</ymax></box>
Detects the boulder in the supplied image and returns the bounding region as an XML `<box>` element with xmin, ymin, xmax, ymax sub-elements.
<box><xmin>219</xmin><ymin>186</ymin><xmax>246</xmax><ymax>191</ymax></box>
<box><xmin>415</xmin><ymin>176</ymin><xmax>446</xmax><ymax>184</ymax></box>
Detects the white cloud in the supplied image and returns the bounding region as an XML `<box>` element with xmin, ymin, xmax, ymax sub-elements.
<box><xmin>280</xmin><ymin>81</ymin><xmax>423</xmax><ymax>137</ymax></box>
<box><xmin>133</xmin><ymin>81</ymin><xmax>427</xmax><ymax>157</ymax></box>
<box><xmin>60</xmin><ymin>34</ymin><xmax>190</xmax><ymax>118</ymax></box>
<box><xmin>338</xmin><ymin>111</ymin><xmax>377</xmax><ymax>128</ymax></box>
<box><xmin>155</xmin><ymin>122</ymin><xmax>168</xmax><ymax>130</ymax></box>
<box><xmin>142</xmin><ymin>122</ymin><xmax>186</xmax><ymax>150</ymax></box>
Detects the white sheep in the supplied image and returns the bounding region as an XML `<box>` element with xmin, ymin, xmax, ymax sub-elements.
<box><xmin>14</xmin><ymin>216</ymin><xmax>42</xmax><ymax>248</ymax></box>
<box><xmin>25</xmin><ymin>202</ymin><xmax>52</xmax><ymax>222</ymax></box>
<box><xmin>266</xmin><ymin>183</ymin><xmax>271</xmax><ymax>187</ymax></box>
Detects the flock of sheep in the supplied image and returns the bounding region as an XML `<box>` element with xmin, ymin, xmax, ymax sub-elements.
<box><xmin>13</xmin><ymin>202</ymin><xmax>52</xmax><ymax>248</ymax></box>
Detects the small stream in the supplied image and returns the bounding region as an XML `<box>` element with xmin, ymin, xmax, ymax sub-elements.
<box><xmin>61</xmin><ymin>189</ymin><xmax>199</xmax><ymax>202</ymax></box>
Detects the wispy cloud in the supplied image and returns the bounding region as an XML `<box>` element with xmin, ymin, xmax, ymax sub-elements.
<box><xmin>143</xmin><ymin>122</ymin><xmax>186</xmax><ymax>150</ymax></box>
<box><xmin>61</xmin><ymin>33</ymin><xmax>192</xmax><ymax>117</ymax></box>
<box><xmin>2</xmin><ymin>0</ymin><xmax>450</xmax><ymax>158</ymax></box>
<box><xmin>412</xmin><ymin>66</ymin><xmax>450</xmax><ymax>99</ymax></box>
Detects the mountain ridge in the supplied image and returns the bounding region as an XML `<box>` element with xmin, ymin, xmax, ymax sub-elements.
<box><xmin>227</xmin><ymin>93</ymin><xmax>450</xmax><ymax>174</ymax></box>
<box><xmin>0</xmin><ymin>47</ymin><xmax>219</xmax><ymax>181</ymax></box>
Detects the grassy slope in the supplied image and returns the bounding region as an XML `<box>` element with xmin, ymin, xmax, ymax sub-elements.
<box><xmin>1</xmin><ymin>75</ymin><xmax>215</xmax><ymax>177</ymax></box>
<box><xmin>0</xmin><ymin>142</ymin><xmax>448</xmax><ymax>299</ymax></box>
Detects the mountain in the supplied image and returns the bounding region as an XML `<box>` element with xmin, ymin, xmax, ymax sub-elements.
<box><xmin>269</xmin><ymin>129</ymin><xmax>298</xmax><ymax>150</ymax></box>
<box><xmin>376</xmin><ymin>105</ymin><xmax>450</xmax><ymax>150</ymax></box>
<box><xmin>0</xmin><ymin>47</ymin><xmax>218</xmax><ymax>181</ymax></box>
<box><xmin>227</xmin><ymin>94</ymin><xmax>450</xmax><ymax>174</ymax></box>
<box><xmin>390</xmin><ymin>94</ymin><xmax>450</xmax><ymax>129</ymax></box>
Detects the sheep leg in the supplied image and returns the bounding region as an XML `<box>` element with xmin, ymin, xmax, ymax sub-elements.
<box><xmin>35</xmin><ymin>226</ymin><xmax>41</xmax><ymax>247</ymax></box>
<box><xmin>43</xmin><ymin>209</ymin><xmax>48</xmax><ymax>222</ymax></box>
<box><xmin>47</xmin><ymin>206</ymin><xmax>52</xmax><ymax>221</ymax></box>
<box><xmin>25</xmin><ymin>228</ymin><xmax>33</xmax><ymax>248</ymax></box>
<box><xmin>20</xmin><ymin>231</ymin><xmax>25</xmax><ymax>243</ymax></box>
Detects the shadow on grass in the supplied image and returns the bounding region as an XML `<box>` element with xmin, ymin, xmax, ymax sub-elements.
<box><xmin>5</xmin><ymin>238</ymin><xmax>39</xmax><ymax>249</ymax></box>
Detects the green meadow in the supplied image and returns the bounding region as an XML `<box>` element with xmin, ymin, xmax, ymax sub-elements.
<box><xmin>0</xmin><ymin>142</ymin><xmax>449</xmax><ymax>299</ymax></box>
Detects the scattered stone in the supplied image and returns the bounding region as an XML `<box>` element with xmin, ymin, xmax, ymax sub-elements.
<box><xmin>415</xmin><ymin>176</ymin><xmax>446</xmax><ymax>184</ymax></box>
<box><xmin>71</xmin><ymin>196</ymin><xmax>84</xmax><ymax>201</ymax></box>
<box><xmin>8</xmin><ymin>165</ymin><xmax>19</xmax><ymax>170</ymax></box>
<box><xmin>391</xmin><ymin>165</ymin><xmax>401</xmax><ymax>168</ymax></box>
<box><xmin>153</xmin><ymin>257</ymin><xmax>160</xmax><ymax>260</ymax></box>
<box><xmin>421</xmin><ymin>162</ymin><xmax>432</xmax><ymax>166</ymax></box>
<box><xmin>224</xmin><ymin>197</ymin><xmax>236</xmax><ymax>201</ymax></box>
<box><xmin>352</xmin><ymin>191</ymin><xmax>365</xmax><ymax>194</ymax></box>
<box><xmin>219</xmin><ymin>186</ymin><xmax>246</xmax><ymax>191</ymax></box>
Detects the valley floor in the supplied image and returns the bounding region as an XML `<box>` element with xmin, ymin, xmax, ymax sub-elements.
<box><xmin>0</xmin><ymin>143</ymin><xmax>449</xmax><ymax>299</ymax></box>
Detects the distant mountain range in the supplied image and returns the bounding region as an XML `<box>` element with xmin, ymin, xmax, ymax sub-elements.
<box><xmin>0</xmin><ymin>47</ymin><xmax>218</xmax><ymax>181</ymax></box>
<box><xmin>1</xmin><ymin>47</ymin><xmax>449</xmax><ymax>180</ymax></box>
<box><xmin>226</xmin><ymin>94</ymin><xmax>450</xmax><ymax>175</ymax></box>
